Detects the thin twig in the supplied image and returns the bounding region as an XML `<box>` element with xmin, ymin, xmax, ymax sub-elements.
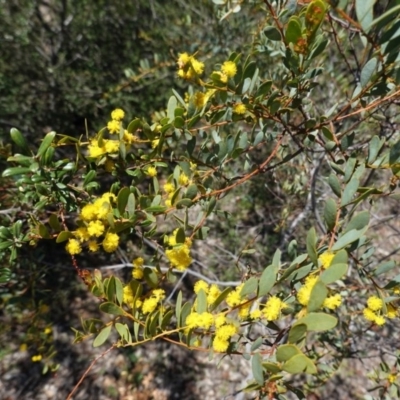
<box><xmin>66</xmin><ymin>344</ymin><xmax>116</xmax><ymax>400</ymax></box>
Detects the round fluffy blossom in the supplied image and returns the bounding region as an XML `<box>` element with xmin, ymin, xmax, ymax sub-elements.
<box><xmin>250</xmin><ymin>308</ymin><xmax>262</xmax><ymax>320</ymax></box>
<box><xmin>147</xmin><ymin>166</ymin><xmax>157</xmax><ymax>177</ymax></box>
<box><xmin>132</xmin><ymin>267</ymin><xmax>144</xmax><ymax>280</ymax></box>
<box><xmin>297</xmin><ymin>275</ymin><xmax>318</xmax><ymax>306</ymax></box>
<box><xmin>238</xmin><ymin>304</ymin><xmax>251</xmax><ymax>319</ymax></box>
<box><xmin>263</xmin><ymin>296</ymin><xmax>286</xmax><ymax>321</ymax></box>
<box><xmin>216</xmin><ymin>323</ymin><xmax>238</xmax><ymax>340</ymax></box>
<box><xmin>386</xmin><ymin>304</ymin><xmax>397</xmax><ymax>319</ymax></box>
<box><xmin>193</xmin><ymin>92</ymin><xmax>206</xmax><ymax>108</ymax></box>
<box><xmin>363</xmin><ymin>307</ymin><xmax>386</xmax><ymax>326</ymax></box>
<box><xmin>178</xmin><ymin>173</ymin><xmax>189</xmax><ymax>186</ymax></box>
<box><xmin>233</xmin><ymin>103</ymin><xmax>246</xmax><ymax>114</ymax></box>
<box><xmin>133</xmin><ymin>257</ymin><xmax>144</xmax><ymax>268</ymax></box>
<box><xmin>212</xmin><ymin>336</ymin><xmax>229</xmax><ymax>352</ymax></box>
<box><xmin>66</xmin><ymin>239</ymin><xmax>82</xmax><ymax>255</ymax></box>
<box><xmin>363</xmin><ymin>307</ymin><xmax>377</xmax><ymax>322</ymax></box>
<box><xmin>198</xmin><ymin>312</ymin><xmax>214</xmax><ymax>329</ymax></box>
<box><xmin>191</xmin><ymin>58</ymin><xmax>204</xmax><ymax>75</ymax></box>
<box><xmin>367</xmin><ymin>295</ymin><xmax>383</xmax><ymax>311</ymax></box>
<box><xmin>123</xmin><ymin>131</ymin><xmax>138</xmax><ymax>144</ymax></box>
<box><xmin>88</xmin><ymin>139</ymin><xmax>106</xmax><ymax>158</ymax></box>
<box><xmin>214</xmin><ymin>314</ymin><xmax>227</xmax><ymax>328</ymax></box>
<box><xmin>142</xmin><ymin>297</ymin><xmax>158</xmax><ymax>314</ymax></box>
<box><xmin>221</xmin><ymin>61</ymin><xmax>237</xmax><ymax>78</ymax></box>
<box><xmin>186</xmin><ymin>312</ymin><xmax>202</xmax><ymax>329</ymax></box>
<box><xmin>207</xmin><ymin>284</ymin><xmax>221</xmax><ymax>304</ymax></box>
<box><xmin>102</xmin><ymin>232</ymin><xmax>119</xmax><ymax>252</ymax></box>
<box><xmin>107</xmin><ymin>120</ymin><xmax>121</xmax><ymax>134</ymax></box>
<box><xmin>164</xmin><ymin>182</ymin><xmax>175</xmax><ymax>193</ymax></box>
<box><xmin>104</xmin><ymin>139</ymin><xmax>119</xmax><ymax>153</ymax></box>
<box><xmin>374</xmin><ymin>315</ymin><xmax>386</xmax><ymax>325</ymax></box>
<box><xmin>87</xmin><ymin>220</ymin><xmax>105</xmax><ymax>237</ymax></box>
<box><xmin>81</xmin><ymin>204</ymin><xmax>98</xmax><ymax>221</ymax></box>
<box><xmin>111</xmin><ymin>108</ymin><xmax>125</xmax><ymax>121</ymax></box>
<box><xmin>88</xmin><ymin>240</ymin><xmax>99</xmax><ymax>252</ymax></box>
<box><xmin>123</xmin><ymin>284</ymin><xmax>134</xmax><ymax>305</ymax></box>
<box><xmin>166</xmin><ymin>244</ymin><xmax>192</xmax><ymax>271</ymax></box>
<box><xmin>319</xmin><ymin>251</ymin><xmax>335</xmax><ymax>269</ymax></box>
<box><xmin>323</xmin><ymin>294</ymin><xmax>342</xmax><ymax>310</ymax></box>
<box><xmin>74</xmin><ymin>227</ymin><xmax>90</xmax><ymax>242</ymax></box>
<box><xmin>177</xmin><ymin>52</ymin><xmax>191</xmax><ymax>68</ymax></box>
<box><xmin>226</xmin><ymin>289</ymin><xmax>242</xmax><ymax>308</ymax></box>
<box><xmin>194</xmin><ymin>280</ymin><xmax>209</xmax><ymax>294</ymax></box>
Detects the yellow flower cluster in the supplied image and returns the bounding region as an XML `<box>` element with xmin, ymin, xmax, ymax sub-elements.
<box><xmin>226</xmin><ymin>283</ymin><xmax>245</xmax><ymax>308</ymax></box>
<box><xmin>323</xmin><ymin>293</ymin><xmax>342</xmax><ymax>310</ymax></box>
<box><xmin>186</xmin><ymin>311</ymin><xmax>214</xmax><ymax>330</ymax></box>
<box><xmin>263</xmin><ymin>296</ymin><xmax>287</xmax><ymax>321</ymax></box>
<box><xmin>88</xmin><ymin>138</ymin><xmax>120</xmax><ymax>158</ymax></box>
<box><xmin>213</xmin><ymin>322</ymin><xmax>238</xmax><ymax>352</ymax></box>
<box><xmin>193</xmin><ymin>280</ymin><xmax>221</xmax><ymax>305</ymax></box>
<box><xmin>142</xmin><ymin>289</ymin><xmax>165</xmax><ymax>314</ymax></box>
<box><xmin>31</xmin><ymin>354</ymin><xmax>42</xmax><ymax>362</ymax></box>
<box><xmin>233</xmin><ymin>103</ymin><xmax>246</xmax><ymax>114</ymax></box>
<box><xmin>318</xmin><ymin>251</ymin><xmax>335</xmax><ymax>269</ymax></box>
<box><xmin>65</xmin><ymin>192</ymin><xmax>120</xmax><ymax>255</ymax></box>
<box><xmin>88</xmin><ymin>109</ymin><xmax>140</xmax><ymax>159</ymax></box>
<box><xmin>177</xmin><ymin>52</ymin><xmax>205</xmax><ymax>80</ymax></box>
<box><xmin>123</xmin><ymin>285</ymin><xmax>165</xmax><ymax>315</ymax></box>
<box><xmin>147</xmin><ymin>166</ymin><xmax>157</xmax><ymax>177</ymax></box>
<box><xmin>165</xmin><ymin>236</ymin><xmax>192</xmax><ymax>271</ymax></box>
<box><xmin>123</xmin><ymin>284</ymin><xmax>142</xmax><ymax>309</ymax></box>
<box><xmin>132</xmin><ymin>257</ymin><xmax>144</xmax><ymax>279</ymax></box>
<box><xmin>363</xmin><ymin>295</ymin><xmax>397</xmax><ymax>326</ymax></box>
<box><xmin>221</xmin><ymin>60</ymin><xmax>237</xmax><ymax>78</ymax></box>
<box><xmin>178</xmin><ymin>172</ymin><xmax>189</xmax><ymax>186</ymax></box>
<box><xmin>107</xmin><ymin>108</ymin><xmax>125</xmax><ymax>134</ymax></box>
<box><xmin>297</xmin><ymin>275</ymin><xmax>342</xmax><ymax>310</ymax></box>
<box><xmin>212</xmin><ymin>60</ymin><xmax>237</xmax><ymax>84</ymax></box>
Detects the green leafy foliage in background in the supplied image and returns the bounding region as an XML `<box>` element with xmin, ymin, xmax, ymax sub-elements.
<box><xmin>1</xmin><ymin>0</ymin><xmax>400</xmax><ymax>398</ymax></box>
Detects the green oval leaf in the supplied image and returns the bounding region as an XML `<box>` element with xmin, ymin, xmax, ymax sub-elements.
<box><xmin>117</xmin><ymin>187</ymin><xmax>130</xmax><ymax>215</ymax></box>
<box><xmin>276</xmin><ymin>344</ymin><xmax>301</xmax><ymax>362</ymax></box>
<box><xmin>307</xmin><ymin>280</ymin><xmax>328</xmax><ymax>312</ymax></box>
<box><xmin>306</xmin><ymin>228</ymin><xmax>318</xmax><ymax>266</ymax></box>
<box><xmin>10</xmin><ymin>128</ymin><xmax>30</xmax><ymax>154</ymax></box>
<box><xmin>240</xmin><ymin>277</ymin><xmax>258</xmax><ymax>298</ymax></box>
<box><xmin>259</xmin><ymin>264</ymin><xmax>278</xmax><ymax>296</ymax></box>
<box><xmin>331</xmin><ymin>227</ymin><xmax>368</xmax><ymax>251</ymax></box>
<box><xmin>196</xmin><ymin>289</ymin><xmax>208</xmax><ymax>314</ymax></box>
<box><xmin>184</xmin><ymin>184</ymin><xmax>198</xmax><ymax>200</ymax></box>
<box><xmin>56</xmin><ymin>231</ymin><xmax>73</xmax><ymax>243</ymax></box>
<box><xmin>2</xmin><ymin>167</ymin><xmax>31</xmax><ymax>177</ymax></box>
<box><xmin>251</xmin><ymin>353</ymin><xmax>264</xmax><ymax>386</ymax></box>
<box><xmin>99</xmin><ymin>302</ymin><xmax>125</xmax><ymax>316</ymax></box>
<box><xmin>341</xmin><ymin>177</ymin><xmax>359</xmax><ymax>207</ymax></box>
<box><xmin>143</xmin><ymin>267</ymin><xmax>159</xmax><ymax>288</ymax></box>
<box><xmin>283</xmin><ymin>354</ymin><xmax>317</xmax><ymax>374</ymax></box>
<box><xmin>356</xmin><ymin>0</ymin><xmax>375</xmax><ymax>31</ymax></box>
<box><xmin>344</xmin><ymin>211</ymin><xmax>370</xmax><ymax>233</ymax></box>
<box><xmin>288</xmin><ymin>324</ymin><xmax>307</xmax><ymax>344</ymax></box>
<box><xmin>328</xmin><ymin>174</ymin><xmax>342</xmax><ymax>197</ymax></box>
<box><xmin>295</xmin><ymin>312</ymin><xmax>338</xmax><ymax>332</ymax></box>
<box><xmin>286</xmin><ymin>17</ymin><xmax>302</xmax><ymax>44</ymax></box>
<box><xmin>360</xmin><ymin>58</ymin><xmax>377</xmax><ymax>87</ymax></box>
<box><xmin>37</xmin><ymin>131</ymin><xmax>56</xmax><ymax>157</ymax></box>
<box><xmin>320</xmin><ymin>263</ymin><xmax>348</xmax><ymax>284</ymax></box>
<box><xmin>324</xmin><ymin>198</ymin><xmax>337</xmax><ymax>232</ymax></box>
<box><xmin>93</xmin><ymin>325</ymin><xmax>112</xmax><ymax>347</ymax></box>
